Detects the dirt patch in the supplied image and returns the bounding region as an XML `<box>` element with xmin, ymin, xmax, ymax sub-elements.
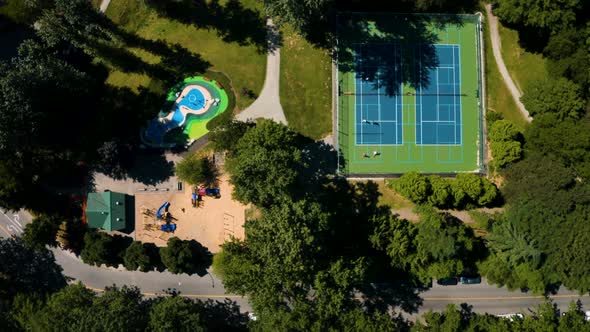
<box><xmin>134</xmin><ymin>175</ymin><xmax>246</xmax><ymax>253</ymax></box>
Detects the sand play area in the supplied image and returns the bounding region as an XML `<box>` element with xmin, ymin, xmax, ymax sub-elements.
<box><xmin>134</xmin><ymin>175</ymin><xmax>246</xmax><ymax>253</ymax></box>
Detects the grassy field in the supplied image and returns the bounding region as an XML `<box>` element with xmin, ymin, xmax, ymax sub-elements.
<box><xmin>482</xmin><ymin>19</ymin><xmax>529</xmax><ymax>130</ymax></box>
<box><xmin>497</xmin><ymin>24</ymin><xmax>548</xmax><ymax>95</ymax></box>
<box><xmin>280</xmin><ymin>25</ymin><xmax>333</xmax><ymax>139</ymax></box>
<box><xmin>105</xmin><ymin>0</ymin><xmax>266</xmax><ymax>109</ymax></box>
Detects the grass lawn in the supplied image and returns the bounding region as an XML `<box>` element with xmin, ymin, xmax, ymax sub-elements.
<box><xmin>497</xmin><ymin>24</ymin><xmax>548</xmax><ymax>95</ymax></box>
<box><xmin>483</xmin><ymin>19</ymin><xmax>529</xmax><ymax>130</ymax></box>
<box><xmin>280</xmin><ymin>25</ymin><xmax>332</xmax><ymax>139</ymax></box>
<box><xmin>104</xmin><ymin>0</ymin><xmax>266</xmax><ymax>109</ymax></box>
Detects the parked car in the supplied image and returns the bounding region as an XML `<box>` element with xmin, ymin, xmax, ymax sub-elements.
<box><xmin>436</xmin><ymin>277</ymin><xmax>458</xmax><ymax>286</ymax></box>
<box><xmin>460</xmin><ymin>275</ymin><xmax>482</xmax><ymax>284</ymax></box>
<box><xmin>585</xmin><ymin>311</ymin><xmax>590</xmax><ymax>321</ymax></box>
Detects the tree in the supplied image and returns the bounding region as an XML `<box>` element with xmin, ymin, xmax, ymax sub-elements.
<box><xmin>543</xmin><ymin>28</ymin><xmax>590</xmax><ymax>92</ymax></box>
<box><xmin>208</xmin><ymin>120</ymin><xmax>252</xmax><ymax>155</ymax></box>
<box><xmin>0</xmin><ymin>238</ymin><xmax>66</xmax><ymax>297</ymax></box>
<box><xmin>160</xmin><ymin>237</ymin><xmax>212</xmax><ymax>275</ymax></box>
<box><xmin>80</xmin><ymin>231</ymin><xmax>131</xmax><ymax>267</ymax></box>
<box><xmin>35</xmin><ymin>283</ymin><xmax>95</xmax><ymax>331</ymax></box>
<box><xmin>22</xmin><ymin>214</ymin><xmax>63</xmax><ymax>250</ymax></box>
<box><xmin>391</xmin><ymin>171</ymin><xmax>430</xmax><ymax>204</ymax></box>
<box><xmin>371</xmin><ymin>208</ymin><xmax>482</xmax><ymax>283</ymax></box>
<box><xmin>521</xmin><ymin>78</ymin><xmax>585</xmax><ymax>119</ymax></box>
<box><xmin>123</xmin><ymin>241</ymin><xmax>162</xmax><ymax>272</ymax></box>
<box><xmin>95</xmin><ymin>140</ymin><xmax>130</xmax><ymax>180</ymax></box>
<box><xmin>175</xmin><ymin>154</ymin><xmax>218</xmax><ymax>186</ymax></box>
<box><xmin>263</xmin><ymin>0</ymin><xmax>333</xmax><ymax>36</ymax></box>
<box><xmin>492</xmin><ymin>0</ymin><xmax>582</xmax><ymax>33</ymax></box>
<box><xmin>428</xmin><ymin>175</ymin><xmax>451</xmax><ymax>207</ymax></box>
<box><xmin>83</xmin><ymin>286</ymin><xmax>147</xmax><ymax>332</ymax></box>
<box><xmin>148</xmin><ymin>297</ymin><xmax>206</xmax><ymax>332</ymax></box>
<box><xmin>226</xmin><ymin>119</ymin><xmax>305</xmax><ymax>207</ymax></box>
<box><xmin>36</xmin><ymin>0</ymin><xmax>116</xmax><ymax>53</ymax></box>
<box><xmin>491</xmin><ymin>141</ymin><xmax>523</xmax><ymax>168</ymax></box>
<box><xmin>488</xmin><ymin>120</ymin><xmax>521</xmax><ymax>142</ymax></box>
<box><xmin>450</xmin><ymin>174</ymin><xmax>498</xmax><ymax>208</ymax></box>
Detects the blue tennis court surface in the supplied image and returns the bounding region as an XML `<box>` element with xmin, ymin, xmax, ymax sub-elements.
<box><xmin>354</xmin><ymin>44</ymin><xmax>403</xmax><ymax>145</ymax></box>
<box><xmin>416</xmin><ymin>45</ymin><xmax>462</xmax><ymax>145</ymax></box>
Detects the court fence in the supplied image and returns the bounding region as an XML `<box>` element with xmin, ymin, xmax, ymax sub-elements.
<box><xmin>336</xmin><ymin>13</ymin><xmax>485</xmax><ymax>176</ymax></box>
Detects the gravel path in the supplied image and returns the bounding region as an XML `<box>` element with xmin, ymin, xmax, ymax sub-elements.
<box><xmin>236</xmin><ymin>19</ymin><xmax>287</xmax><ymax>124</ymax></box>
<box><xmin>485</xmin><ymin>4</ymin><xmax>532</xmax><ymax>122</ymax></box>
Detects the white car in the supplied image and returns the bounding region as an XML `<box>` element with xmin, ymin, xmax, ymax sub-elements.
<box><xmin>497</xmin><ymin>313</ymin><xmax>524</xmax><ymax>321</ymax></box>
<box><xmin>248</xmin><ymin>312</ymin><xmax>258</xmax><ymax>321</ymax></box>
<box><xmin>585</xmin><ymin>311</ymin><xmax>590</xmax><ymax>321</ymax></box>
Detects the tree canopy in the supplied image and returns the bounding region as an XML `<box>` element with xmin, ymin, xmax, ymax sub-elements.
<box><xmin>521</xmin><ymin>78</ymin><xmax>585</xmax><ymax>120</ymax></box>
<box><xmin>159</xmin><ymin>237</ymin><xmax>212</xmax><ymax>275</ymax></box>
<box><xmin>174</xmin><ymin>154</ymin><xmax>218</xmax><ymax>186</ymax></box>
<box><xmin>226</xmin><ymin>119</ymin><xmax>306</xmax><ymax>207</ymax></box>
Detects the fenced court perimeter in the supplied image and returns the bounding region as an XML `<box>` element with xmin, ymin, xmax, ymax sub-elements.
<box><xmin>336</xmin><ymin>13</ymin><xmax>484</xmax><ymax>175</ymax></box>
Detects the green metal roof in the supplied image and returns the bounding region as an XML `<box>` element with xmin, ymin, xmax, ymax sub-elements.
<box><xmin>86</xmin><ymin>191</ymin><xmax>126</xmax><ymax>231</ymax></box>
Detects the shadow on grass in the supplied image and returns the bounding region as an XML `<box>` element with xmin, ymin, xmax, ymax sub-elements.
<box><xmin>144</xmin><ymin>0</ymin><xmax>269</xmax><ymax>53</ymax></box>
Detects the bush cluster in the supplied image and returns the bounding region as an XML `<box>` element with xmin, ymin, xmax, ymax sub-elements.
<box><xmin>390</xmin><ymin>172</ymin><xmax>499</xmax><ymax>209</ymax></box>
<box><xmin>80</xmin><ymin>232</ymin><xmax>211</xmax><ymax>275</ymax></box>
<box><xmin>487</xmin><ymin>118</ymin><xmax>523</xmax><ymax>168</ymax></box>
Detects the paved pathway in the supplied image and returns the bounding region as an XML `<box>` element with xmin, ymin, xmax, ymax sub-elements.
<box><xmin>485</xmin><ymin>4</ymin><xmax>532</xmax><ymax>122</ymax></box>
<box><xmin>236</xmin><ymin>19</ymin><xmax>287</xmax><ymax>124</ymax></box>
<box><xmin>99</xmin><ymin>0</ymin><xmax>111</xmax><ymax>13</ymax></box>
<box><xmin>3</xmin><ymin>210</ymin><xmax>590</xmax><ymax>317</ymax></box>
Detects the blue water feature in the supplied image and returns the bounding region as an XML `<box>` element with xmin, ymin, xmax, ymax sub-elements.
<box><xmin>178</xmin><ymin>88</ymin><xmax>205</xmax><ymax>113</ymax></box>
<box><xmin>145</xmin><ymin>86</ymin><xmax>207</xmax><ymax>144</ymax></box>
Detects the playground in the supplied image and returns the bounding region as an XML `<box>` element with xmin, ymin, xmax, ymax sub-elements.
<box><xmin>142</xmin><ymin>76</ymin><xmax>230</xmax><ymax>147</ymax></box>
<box><xmin>133</xmin><ymin>175</ymin><xmax>246</xmax><ymax>252</ymax></box>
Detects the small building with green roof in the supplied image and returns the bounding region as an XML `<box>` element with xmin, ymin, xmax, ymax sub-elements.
<box><xmin>85</xmin><ymin>191</ymin><xmax>127</xmax><ymax>231</ymax></box>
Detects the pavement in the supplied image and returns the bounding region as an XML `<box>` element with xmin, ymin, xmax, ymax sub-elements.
<box><xmin>99</xmin><ymin>0</ymin><xmax>111</xmax><ymax>13</ymax></box>
<box><xmin>485</xmin><ymin>4</ymin><xmax>532</xmax><ymax>122</ymax></box>
<box><xmin>235</xmin><ymin>19</ymin><xmax>287</xmax><ymax>124</ymax></box>
<box><xmin>2</xmin><ymin>210</ymin><xmax>590</xmax><ymax>316</ymax></box>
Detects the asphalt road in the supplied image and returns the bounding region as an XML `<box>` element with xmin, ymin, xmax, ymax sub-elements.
<box><xmin>2</xmin><ymin>210</ymin><xmax>589</xmax><ymax>317</ymax></box>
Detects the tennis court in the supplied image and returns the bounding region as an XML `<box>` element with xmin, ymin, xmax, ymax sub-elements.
<box><xmin>337</xmin><ymin>13</ymin><xmax>484</xmax><ymax>175</ymax></box>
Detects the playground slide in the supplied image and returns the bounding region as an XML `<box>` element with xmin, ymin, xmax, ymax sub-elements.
<box><xmin>156</xmin><ymin>202</ymin><xmax>170</xmax><ymax>219</ymax></box>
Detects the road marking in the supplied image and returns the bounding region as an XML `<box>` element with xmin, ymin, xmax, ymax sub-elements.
<box><xmin>0</xmin><ymin>223</ymin><xmax>12</xmax><ymax>237</ymax></box>
<box><xmin>1</xmin><ymin>210</ymin><xmax>23</xmax><ymax>233</ymax></box>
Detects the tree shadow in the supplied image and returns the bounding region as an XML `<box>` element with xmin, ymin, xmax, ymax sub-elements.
<box><xmin>187</xmin><ymin>239</ymin><xmax>213</xmax><ymax>277</ymax></box>
<box><xmin>124</xmin><ymin>149</ymin><xmax>175</xmax><ymax>186</ymax></box>
<box><xmin>0</xmin><ymin>238</ymin><xmax>67</xmax><ymax>297</ymax></box>
<box><xmin>201</xmin><ymin>298</ymin><xmax>249</xmax><ymax>331</ymax></box>
<box><xmin>336</xmin><ymin>13</ymin><xmax>469</xmax><ymax>94</ymax></box>
<box><xmin>0</xmin><ymin>16</ymin><xmax>34</xmax><ymax>61</ymax></box>
<box><xmin>143</xmin><ymin>0</ymin><xmax>269</xmax><ymax>53</ymax></box>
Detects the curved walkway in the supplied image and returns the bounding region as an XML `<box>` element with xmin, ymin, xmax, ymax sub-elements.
<box><xmin>236</xmin><ymin>19</ymin><xmax>287</xmax><ymax>124</ymax></box>
<box><xmin>485</xmin><ymin>4</ymin><xmax>532</xmax><ymax>122</ymax></box>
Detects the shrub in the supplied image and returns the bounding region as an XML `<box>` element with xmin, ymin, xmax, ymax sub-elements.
<box><xmin>488</xmin><ymin>120</ymin><xmax>521</xmax><ymax>142</ymax></box>
<box><xmin>392</xmin><ymin>171</ymin><xmax>430</xmax><ymax>204</ymax></box>
<box><xmin>491</xmin><ymin>141</ymin><xmax>523</xmax><ymax>168</ymax></box>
